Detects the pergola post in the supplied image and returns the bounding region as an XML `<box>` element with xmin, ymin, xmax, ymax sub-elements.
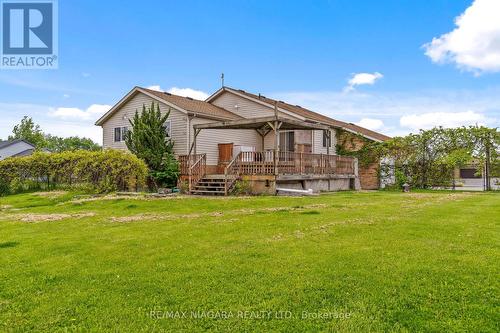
<box><xmin>255</xmin><ymin>127</ymin><xmax>271</xmax><ymax>152</ymax></box>
<box><xmin>187</xmin><ymin>128</ymin><xmax>201</xmax><ymax>192</ymax></box>
<box><xmin>274</xmin><ymin>121</ymin><xmax>279</xmax><ymax>176</ymax></box>
<box><xmin>325</xmin><ymin>129</ymin><xmax>331</xmax><ymax>155</ymax></box>
<box><xmin>188</xmin><ymin>128</ymin><xmax>201</xmax><ymax>158</ymax></box>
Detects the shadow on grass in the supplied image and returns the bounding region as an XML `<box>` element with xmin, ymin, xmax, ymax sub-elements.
<box><xmin>0</xmin><ymin>241</ymin><xmax>19</xmax><ymax>249</ymax></box>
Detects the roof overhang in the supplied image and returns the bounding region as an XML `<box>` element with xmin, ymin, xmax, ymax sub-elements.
<box><xmin>95</xmin><ymin>87</ymin><xmax>237</xmax><ymax>126</ymax></box>
<box><xmin>95</xmin><ymin>87</ymin><xmax>186</xmax><ymax>126</ymax></box>
<box><xmin>193</xmin><ymin>116</ymin><xmax>329</xmax><ymax>131</ymax></box>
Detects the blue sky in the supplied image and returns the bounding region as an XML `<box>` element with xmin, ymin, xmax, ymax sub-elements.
<box><xmin>1</xmin><ymin>0</ymin><xmax>499</xmax><ymax>143</ymax></box>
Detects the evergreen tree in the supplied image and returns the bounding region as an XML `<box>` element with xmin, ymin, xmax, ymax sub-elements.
<box><xmin>125</xmin><ymin>102</ymin><xmax>179</xmax><ymax>189</ymax></box>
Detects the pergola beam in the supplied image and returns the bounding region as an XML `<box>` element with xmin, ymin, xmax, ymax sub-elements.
<box><xmin>193</xmin><ymin>116</ymin><xmax>329</xmax><ymax>131</ymax></box>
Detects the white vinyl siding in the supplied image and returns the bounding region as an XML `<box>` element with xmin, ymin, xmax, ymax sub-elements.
<box><xmin>312</xmin><ymin>130</ymin><xmax>336</xmax><ymax>155</ymax></box>
<box><xmin>211</xmin><ymin>91</ymin><xmax>300</xmax><ymax>120</ymax></box>
<box><xmin>189</xmin><ymin>117</ymin><xmax>261</xmax><ymax>166</ymax></box>
<box><xmin>101</xmin><ymin>92</ymin><xmax>188</xmax><ymax>155</ymax></box>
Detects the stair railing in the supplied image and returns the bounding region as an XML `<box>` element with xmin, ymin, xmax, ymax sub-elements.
<box><xmin>188</xmin><ymin>154</ymin><xmax>207</xmax><ymax>193</ymax></box>
<box><xmin>224</xmin><ymin>152</ymin><xmax>242</xmax><ymax>195</ymax></box>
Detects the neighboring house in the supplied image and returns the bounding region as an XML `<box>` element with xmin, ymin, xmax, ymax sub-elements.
<box><xmin>0</xmin><ymin>139</ymin><xmax>36</xmax><ymax>160</ymax></box>
<box><xmin>454</xmin><ymin>162</ymin><xmax>500</xmax><ymax>191</ymax></box>
<box><xmin>96</xmin><ymin>86</ymin><xmax>391</xmax><ymax>194</ymax></box>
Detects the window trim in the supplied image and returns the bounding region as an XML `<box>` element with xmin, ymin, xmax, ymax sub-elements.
<box><xmin>322</xmin><ymin>129</ymin><xmax>332</xmax><ymax>148</ymax></box>
<box><xmin>164</xmin><ymin>120</ymin><xmax>172</xmax><ymax>137</ymax></box>
<box><xmin>114</xmin><ymin>126</ymin><xmax>128</xmax><ymax>142</ymax></box>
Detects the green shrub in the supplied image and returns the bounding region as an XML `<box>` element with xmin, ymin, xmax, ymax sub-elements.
<box><xmin>0</xmin><ymin>178</ymin><xmax>10</xmax><ymax>196</ymax></box>
<box><xmin>0</xmin><ymin>149</ymin><xmax>148</xmax><ymax>195</ymax></box>
<box><xmin>231</xmin><ymin>180</ymin><xmax>252</xmax><ymax>196</ymax></box>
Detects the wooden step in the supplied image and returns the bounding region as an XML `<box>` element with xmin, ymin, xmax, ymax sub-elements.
<box><xmin>203</xmin><ymin>174</ymin><xmax>226</xmax><ymax>180</ymax></box>
<box><xmin>194</xmin><ymin>185</ymin><xmax>225</xmax><ymax>190</ymax></box>
<box><xmin>191</xmin><ymin>190</ymin><xmax>225</xmax><ymax>195</ymax></box>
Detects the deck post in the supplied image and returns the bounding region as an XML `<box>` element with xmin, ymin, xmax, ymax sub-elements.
<box><xmin>326</xmin><ymin>129</ymin><xmax>330</xmax><ymax>156</ymax></box>
<box><xmin>187</xmin><ymin>128</ymin><xmax>201</xmax><ymax>193</ymax></box>
<box><xmin>274</xmin><ymin>121</ymin><xmax>279</xmax><ymax>176</ymax></box>
<box><xmin>300</xmin><ymin>152</ymin><xmax>303</xmax><ymax>174</ymax></box>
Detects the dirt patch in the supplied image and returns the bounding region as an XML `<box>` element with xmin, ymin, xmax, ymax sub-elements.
<box><xmin>267</xmin><ymin>217</ymin><xmax>376</xmax><ymax>242</ymax></box>
<box><xmin>109</xmin><ymin>203</ymin><xmax>335</xmax><ymax>224</ymax></box>
<box><xmin>31</xmin><ymin>191</ymin><xmax>68</xmax><ymax>198</ymax></box>
<box><xmin>14</xmin><ymin>212</ymin><xmax>96</xmax><ymax>223</ymax></box>
<box><xmin>0</xmin><ymin>205</ymin><xmax>13</xmax><ymax>211</ymax></box>
<box><xmin>110</xmin><ymin>214</ymin><xmax>159</xmax><ymax>223</ymax></box>
<box><xmin>110</xmin><ymin>211</ymin><xmax>226</xmax><ymax>223</ymax></box>
<box><xmin>404</xmin><ymin>192</ymin><xmax>474</xmax><ymax>200</ymax></box>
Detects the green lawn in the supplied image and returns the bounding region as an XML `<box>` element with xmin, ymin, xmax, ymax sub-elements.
<box><xmin>0</xmin><ymin>191</ymin><xmax>498</xmax><ymax>332</ymax></box>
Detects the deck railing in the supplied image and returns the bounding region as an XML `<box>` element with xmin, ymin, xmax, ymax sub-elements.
<box><xmin>179</xmin><ymin>153</ymin><xmax>206</xmax><ymax>192</ymax></box>
<box><xmin>224</xmin><ymin>153</ymin><xmax>243</xmax><ymax>195</ymax></box>
<box><xmin>229</xmin><ymin>151</ymin><xmax>355</xmax><ymax>176</ymax></box>
<box><xmin>179</xmin><ymin>151</ymin><xmax>355</xmax><ymax>184</ymax></box>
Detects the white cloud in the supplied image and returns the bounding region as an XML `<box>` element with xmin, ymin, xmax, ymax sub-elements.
<box><xmin>147</xmin><ymin>85</ymin><xmax>163</xmax><ymax>92</ymax></box>
<box><xmin>345</xmin><ymin>72</ymin><xmax>383</xmax><ymax>92</ymax></box>
<box><xmin>49</xmin><ymin>104</ymin><xmax>111</xmax><ymax>121</ymax></box>
<box><xmin>82</xmin><ymin>72</ymin><xmax>91</xmax><ymax>78</ymax></box>
<box><xmin>356</xmin><ymin>118</ymin><xmax>384</xmax><ymax>131</ymax></box>
<box><xmin>423</xmin><ymin>0</ymin><xmax>500</xmax><ymax>73</ymax></box>
<box><xmin>400</xmin><ymin>111</ymin><xmax>488</xmax><ymax>131</ymax></box>
<box><xmin>0</xmin><ymin>103</ymin><xmax>104</xmax><ymax>144</ymax></box>
<box><xmin>146</xmin><ymin>86</ymin><xmax>209</xmax><ymax>100</ymax></box>
<box><xmin>167</xmin><ymin>87</ymin><xmax>209</xmax><ymax>100</ymax></box>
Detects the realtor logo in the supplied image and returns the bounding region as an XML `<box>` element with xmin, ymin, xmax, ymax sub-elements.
<box><xmin>1</xmin><ymin>0</ymin><xmax>58</xmax><ymax>69</ymax></box>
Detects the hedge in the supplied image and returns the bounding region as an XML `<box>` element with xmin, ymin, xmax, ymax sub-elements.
<box><xmin>0</xmin><ymin>149</ymin><xmax>148</xmax><ymax>195</ymax></box>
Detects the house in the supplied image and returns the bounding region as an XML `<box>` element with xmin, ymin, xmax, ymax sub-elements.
<box><xmin>0</xmin><ymin>139</ymin><xmax>36</xmax><ymax>160</ymax></box>
<box><xmin>95</xmin><ymin>86</ymin><xmax>391</xmax><ymax>195</ymax></box>
<box><xmin>453</xmin><ymin>162</ymin><xmax>500</xmax><ymax>191</ymax></box>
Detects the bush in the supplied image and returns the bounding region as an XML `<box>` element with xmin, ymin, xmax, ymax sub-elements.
<box><xmin>0</xmin><ymin>178</ymin><xmax>10</xmax><ymax>196</ymax></box>
<box><xmin>0</xmin><ymin>149</ymin><xmax>148</xmax><ymax>195</ymax></box>
<box><xmin>231</xmin><ymin>180</ymin><xmax>252</xmax><ymax>195</ymax></box>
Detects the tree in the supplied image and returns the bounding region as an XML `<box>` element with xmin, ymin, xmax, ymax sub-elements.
<box><xmin>125</xmin><ymin>102</ymin><xmax>179</xmax><ymax>189</ymax></box>
<box><xmin>8</xmin><ymin>116</ymin><xmax>46</xmax><ymax>148</ymax></box>
<box><xmin>45</xmin><ymin>135</ymin><xmax>101</xmax><ymax>152</ymax></box>
<box><xmin>380</xmin><ymin>126</ymin><xmax>499</xmax><ymax>190</ymax></box>
<box><xmin>7</xmin><ymin>117</ymin><xmax>101</xmax><ymax>152</ymax></box>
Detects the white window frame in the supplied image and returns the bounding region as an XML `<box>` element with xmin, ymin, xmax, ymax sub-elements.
<box><xmin>164</xmin><ymin>120</ymin><xmax>172</xmax><ymax>138</ymax></box>
<box><xmin>322</xmin><ymin>129</ymin><xmax>332</xmax><ymax>148</ymax></box>
<box><xmin>114</xmin><ymin>126</ymin><xmax>128</xmax><ymax>142</ymax></box>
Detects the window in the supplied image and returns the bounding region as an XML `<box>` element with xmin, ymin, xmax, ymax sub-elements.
<box><xmin>279</xmin><ymin>131</ymin><xmax>295</xmax><ymax>152</ymax></box>
<box><xmin>114</xmin><ymin>127</ymin><xmax>128</xmax><ymax>142</ymax></box>
<box><xmin>322</xmin><ymin>130</ymin><xmax>332</xmax><ymax>148</ymax></box>
<box><xmin>163</xmin><ymin>120</ymin><xmax>172</xmax><ymax>137</ymax></box>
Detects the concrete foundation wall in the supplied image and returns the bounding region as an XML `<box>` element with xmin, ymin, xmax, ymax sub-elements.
<box><xmin>240</xmin><ymin>175</ymin><xmax>354</xmax><ymax>195</ymax></box>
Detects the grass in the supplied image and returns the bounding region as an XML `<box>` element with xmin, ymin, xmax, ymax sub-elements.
<box><xmin>0</xmin><ymin>191</ymin><xmax>498</xmax><ymax>332</ymax></box>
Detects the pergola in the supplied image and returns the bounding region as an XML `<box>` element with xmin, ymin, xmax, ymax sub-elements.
<box><xmin>188</xmin><ymin>115</ymin><xmax>332</xmax><ymax>157</ymax></box>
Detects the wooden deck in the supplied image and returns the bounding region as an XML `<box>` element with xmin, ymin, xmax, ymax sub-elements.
<box><xmin>179</xmin><ymin>151</ymin><xmax>357</xmax><ymax>195</ymax></box>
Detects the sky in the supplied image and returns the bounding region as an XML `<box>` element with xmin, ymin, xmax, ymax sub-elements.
<box><xmin>0</xmin><ymin>0</ymin><xmax>499</xmax><ymax>144</ymax></box>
